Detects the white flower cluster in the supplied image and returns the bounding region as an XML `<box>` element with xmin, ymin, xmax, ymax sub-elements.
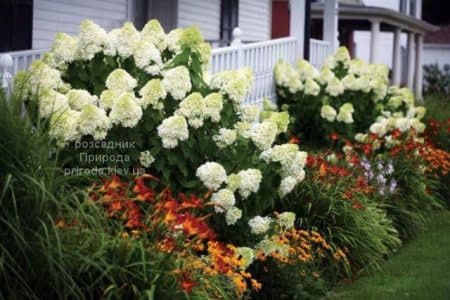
<box><xmin>260</xmin><ymin>143</ymin><xmax>307</xmax><ymax>197</ymax></box>
<box><xmin>211</xmin><ymin>189</ymin><xmax>236</xmax><ymax>213</ymax></box>
<box><xmin>141</xmin><ymin>19</ymin><xmax>167</xmax><ymax>52</ymax></box>
<box><xmin>248</xmin><ymin>121</ymin><xmax>278</xmax><ymax>150</ymax></box>
<box><xmin>213</xmin><ymin>128</ymin><xmax>237</xmax><ymax>148</ymax></box>
<box><xmin>326</xmin><ymin>46</ymin><xmax>351</xmax><ymax>69</ymax></box>
<box><xmin>236</xmin><ymin>169</ymin><xmax>263</xmax><ymax>199</ymax></box>
<box><xmin>256</xmin><ymin>237</ymin><xmax>290</xmax><ymax>256</ymax></box>
<box><xmin>49</xmin><ymin>109</ymin><xmax>81</xmax><ymax>147</ymax></box>
<box><xmin>138</xmin><ymin>79</ymin><xmax>167</xmax><ymax>110</ymax></box>
<box><xmin>367</xmin><ymin>104</ymin><xmax>426</xmax><ymax>146</ymax></box>
<box><xmin>27</xmin><ymin>60</ymin><xmax>64</xmax><ymax>96</ymax></box>
<box><xmin>39</xmin><ymin>89</ymin><xmax>70</xmax><ymax>118</ymax></box>
<box><xmin>274</xmin><ymin>60</ymin><xmax>304</xmax><ymax>94</ymax></box>
<box><xmin>240</xmin><ymin>105</ymin><xmax>260</xmax><ymax>123</ymax></box>
<box><xmin>139</xmin><ymin>150</ymin><xmax>155</xmax><ymax>167</ymax></box>
<box><xmin>225</xmin><ymin>207</ymin><xmax>243</xmax><ymax>225</ymax></box>
<box><xmin>248</xmin><ymin>216</ymin><xmax>272</xmax><ymax>235</ymax></box>
<box><xmin>336</xmin><ymin>103</ymin><xmax>354</xmax><ymax>124</ymax></box>
<box><xmin>157</xmin><ymin>115</ymin><xmax>189</xmax><ymax>148</ymax></box>
<box><xmin>162</xmin><ymin>66</ymin><xmax>192</xmax><ymax>100</ymax></box>
<box><xmin>277</xmin><ymin>212</ymin><xmax>296</xmax><ymax>229</ymax></box>
<box><xmin>204</xmin><ymin>93</ymin><xmax>224</xmax><ymax>122</ymax></box>
<box><xmin>29</xmin><ymin>63</ymin><xmax>121</xmax><ymax>145</ymax></box>
<box><xmin>105</xmin><ymin>69</ymin><xmax>137</xmax><ymax>93</ymax></box>
<box><xmin>195</xmin><ymin>162</ymin><xmax>228</xmax><ymax>191</ymax></box>
<box><xmin>210</xmin><ymin>68</ymin><xmax>254</xmax><ymax>104</ymax></box>
<box><xmin>67</xmin><ymin>89</ymin><xmax>98</xmax><ymax>110</ymax></box>
<box><xmin>78</xmin><ymin>104</ymin><xmax>111</xmax><ymax>139</ymax></box>
<box><xmin>77</xmin><ymin>19</ymin><xmax>108</xmax><ymax>60</ymax></box>
<box><xmin>51</xmin><ymin>33</ymin><xmax>78</xmax><ymax>64</ymax></box>
<box><xmin>320</xmin><ymin>105</ymin><xmax>337</xmax><ymax>122</ymax></box>
<box><xmin>109</xmin><ymin>92</ymin><xmax>143</xmax><ymax>128</ymax></box>
<box><xmin>176</xmin><ymin>92</ymin><xmax>206</xmax><ymax>128</ymax></box>
<box><xmin>260</xmin><ymin>111</ymin><xmax>290</xmax><ymax>134</ymax></box>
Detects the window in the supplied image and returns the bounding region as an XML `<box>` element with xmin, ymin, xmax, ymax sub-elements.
<box><xmin>0</xmin><ymin>0</ymin><xmax>33</xmax><ymax>52</ymax></box>
<box><xmin>220</xmin><ymin>0</ymin><xmax>239</xmax><ymax>45</ymax></box>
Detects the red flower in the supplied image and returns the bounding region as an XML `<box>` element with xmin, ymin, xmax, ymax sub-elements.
<box><xmin>133</xmin><ymin>177</ymin><xmax>155</xmax><ymax>201</ymax></box>
<box><xmin>289</xmin><ymin>135</ymin><xmax>301</xmax><ymax>144</ymax></box>
<box><xmin>362</xmin><ymin>143</ymin><xmax>372</xmax><ymax>156</ymax></box>
<box><xmin>351</xmin><ymin>200</ymin><xmax>364</xmax><ymax>210</ymax></box>
<box><xmin>350</xmin><ymin>155</ymin><xmax>360</xmax><ymax>165</ymax></box>
<box><xmin>174</xmin><ymin>271</ymin><xmax>197</xmax><ymax>293</ymax></box>
<box><xmin>329</xmin><ymin>132</ymin><xmax>339</xmax><ymax>141</ymax></box>
<box><xmin>391</xmin><ymin>129</ymin><xmax>402</xmax><ymax>139</ymax></box>
<box><xmin>306</xmin><ymin>155</ymin><xmax>316</xmax><ymax>167</ymax></box>
<box><xmin>178</xmin><ymin>193</ymin><xmax>203</xmax><ymax>210</ymax></box>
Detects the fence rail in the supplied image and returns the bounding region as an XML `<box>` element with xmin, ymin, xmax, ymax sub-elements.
<box><xmin>8</xmin><ymin>49</ymin><xmax>45</xmax><ymax>75</ymax></box>
<box><xmin>210</xmin><ymin>32</ymin><xmax>298</xmax><ymax>106</ymax></box>
<box><xmin>1</xmin><ymin>30</ymin><xmax>331</xmax><ymax>105</ymax></box>
<box><xmin>309</xmin><ymin>38</ymin><xmax>332</xmax><ymax>70</ymax></box>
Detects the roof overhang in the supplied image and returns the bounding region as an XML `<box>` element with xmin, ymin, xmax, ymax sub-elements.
<box><xmin>311</xmin><ymin>3</ymin><xmax>439</xmax><ymax>34</ymax></box>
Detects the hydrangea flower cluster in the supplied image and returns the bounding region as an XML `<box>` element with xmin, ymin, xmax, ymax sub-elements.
<box><xmin>139</xmin><ymin>150</ymin><xmax>155</xmax><ymax>168</ymax></box>
<box><xmin>260</xmin><ymin>143</ymin><xmax>308</xmax><ymax>197</ymax></box>
<box><xmin>157</xmin><ymin>115</ymin><xmax>189</xmax><ymax>148</ymax></box>
<box><xmin>196</xmin><ymin>162</ymin><xmax>228</xmax><ymax>191</ymax></box>
<box><xmin>22</xmin><ymin>19</ymin><xmax>224</xmax><ymax>147</ymax></box>
<box><xmin>210</xmin><ymin>68</ymin><xmax>254</xmax><ymax>104</ymax></box>
<box><xmin>213</xmin><ymin>128</ymin><xmax>238</xmax><ymax>148</ymax></box>
<box><xmin>248</xmin><ymin>216</ymin><xmax>272</xmax><ymax>235</ymax></box>
<box><xmin>274</xmin><ymin>46</ymin><xmax>423</xmax><ymax>144</ymax></box>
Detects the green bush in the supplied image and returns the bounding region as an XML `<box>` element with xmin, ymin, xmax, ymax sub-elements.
<box><xmin>274</xmin><ymin>47</ymin><xmax>425</xmax><ymax>148</ymax></box>
<box><xmin>423</xmin><ymin>64</ymin><xmax>450</xmax><ymax>95</ymax></box>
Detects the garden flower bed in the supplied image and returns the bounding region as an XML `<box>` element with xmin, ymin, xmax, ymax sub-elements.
<box><xmin>0</xmin><ymin>19</ymin><xmax>448</xmax><ymax>299</ymax></box>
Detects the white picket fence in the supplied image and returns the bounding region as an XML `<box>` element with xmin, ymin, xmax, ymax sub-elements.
<box><xmin>210</xmin><ymin>31</ymin><xmax>297</xmax><ymax>105</ymax></box>
<box><xmin>1</xmin><ymin>30</ymin><xmax>331</xmax><ymax>105</ymax></box>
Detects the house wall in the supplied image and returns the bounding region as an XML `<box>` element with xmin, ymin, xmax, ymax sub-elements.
<box><xmin>31</xmin><ymin>0</ymin><xmax>272</xmax><ymax>50</ymax></box>
<box><xmin>32</xmin><ymin>0</ymin><xmax>128</xmax><ymax>49</ymax></box>
<box><xmin>238</xmin><ymin>0</ymin><xmax>271</xmax><ymax>41</ymax></box>
<box><xmin>177</xmin><ymin>0</ymin><xmax>221</xmax><ymax>41</ymax></box>
<box><xmin>423</xmin><ymin>44</ymin><xmax>450</xmax><ymax>67</ymax></box>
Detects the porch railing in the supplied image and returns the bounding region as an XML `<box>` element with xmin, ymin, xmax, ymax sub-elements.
<box><xmin>210</xmin><ymin>29</ymin><xmax>297</xmax><ymax>106</ymax></box>
<box><xmin>309</xmin><ymin>38</ymin><xmax>332</xmax><ymax>69</ymax></box>
<box><xmin>1</xmin><ymin>30</ymin><xmax>331</xmax><ymax>105</ymax></box>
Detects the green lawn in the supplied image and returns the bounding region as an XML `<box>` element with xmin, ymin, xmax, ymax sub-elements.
<box><xmin>329</xmin><ymin>210</ymin><xmax>450</xmax><ymax>300</ymax></box>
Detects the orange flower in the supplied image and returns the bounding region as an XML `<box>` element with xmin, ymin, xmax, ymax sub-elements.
<box><xmin>289</xmin><ymin>135</ymin><xmax>301</xmax><ymax>144</ymax></box>
<box><xmin>133</xmin><ymin>177</ymin><xmax>155</xmax><ymax>201</ymax></box>
<box><xmin>251</xmin><ymin>279</ymin><xmax>262</xmax><ymax>291</ymax></box>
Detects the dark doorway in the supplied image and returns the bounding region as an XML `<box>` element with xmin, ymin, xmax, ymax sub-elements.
<box><xmin>0</xmin><ymin>0</ymin><xmax>33</xmax><ymax>51</ymax></box>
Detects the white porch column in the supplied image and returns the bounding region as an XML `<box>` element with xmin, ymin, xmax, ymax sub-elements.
<box><xmin>126</xmin><ymin>0</ymin><xmax>135</xmax><ymax>22</ymax></box>
<box><xmin>369</xmin><ymin>19</ymin><xmax>380</xmax><ymax>63</ymax></box>
<box><xmin>289</xmin><ymin>0</ymin><xmax>306</xmax><ymax>59</ymax></box>
<box><xmin>392</xmin><ymin>27</ymin><xmax>402</xmax><ymax>85</ymax></box>
<box><xmin>323</xmin><ymin>0</ymin><xmax>339</xmax><ymax>52</ymax></box>
<box><xmin>406</xmin><ymin>32</ymin><xmax>415</xmax><ymax>89</ymax></box>
<box><xmin>414</xmin><ymin>33</ymin><xmax>424</xmax><ymax>101</ymax></box>
<box><xmin>415</xmin><ymin>0</ymin><xmax>422</xmax><ymax>18</ymax></box>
